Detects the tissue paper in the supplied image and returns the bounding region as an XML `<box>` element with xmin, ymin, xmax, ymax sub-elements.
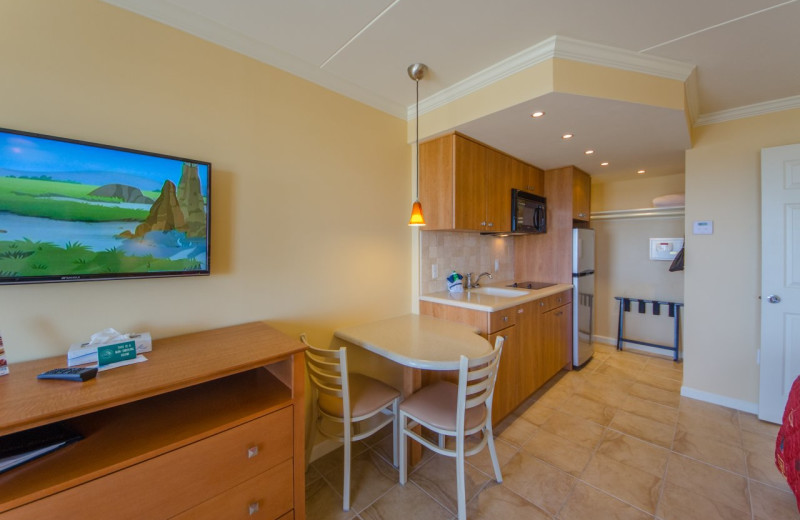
<box><xmin>68</xmin><ymin>330</ymin><xmax>152</xmax><ymax>367</ymax></box>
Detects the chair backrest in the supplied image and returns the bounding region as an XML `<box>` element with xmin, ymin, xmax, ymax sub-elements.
<box><xmin>300</xmin><ymin>334</ymin><xmax>351</xmax><ymax>421</ymax></box>
<box><xmin>456</xmin><ymin>335</ymin><xmax>504</xmax><ymax>428</ymax></box>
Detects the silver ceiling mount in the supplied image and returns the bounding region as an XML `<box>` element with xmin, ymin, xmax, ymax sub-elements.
<box><xmin>407</xmin><ymin>63</ymin><xmax>427</xmax><ymax>82</ymax></box>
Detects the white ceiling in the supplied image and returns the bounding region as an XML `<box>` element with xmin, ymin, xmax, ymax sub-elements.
<box><xmin>103</xmin><ymin>0</ymin><xmax>800</xmax><ymax>181</ymax></box>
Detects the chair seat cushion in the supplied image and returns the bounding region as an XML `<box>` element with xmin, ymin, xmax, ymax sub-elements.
<box><xmin>318</xmin><ymin>373</ymin><xmax>399</xmax><ymax>419</ymax></box>
<box><xmin>400</xmin><ymin>381</ymin><xmax>486</xmax><ymax>432</ymax></box>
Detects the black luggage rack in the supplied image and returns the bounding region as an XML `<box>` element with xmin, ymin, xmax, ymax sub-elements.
<box><xmin>614</xmin><ymin>297</ymin><xmax>683</xmax><ymax>362</ymax></box>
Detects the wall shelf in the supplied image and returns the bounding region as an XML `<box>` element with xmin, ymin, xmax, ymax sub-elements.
<box><xmin>590</xmin><ymin>206</ymin><xmax>685</xmax><ymax>221</ymax></box>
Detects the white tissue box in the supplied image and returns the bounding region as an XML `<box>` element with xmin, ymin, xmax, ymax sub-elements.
<box><xmin>67</xmin><ymin>333</ymin><xmax>152</xmax><ymax>367</ymax></box>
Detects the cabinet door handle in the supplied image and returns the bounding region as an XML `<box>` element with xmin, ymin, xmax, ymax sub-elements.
<box><xmin>247</xmin><ymin>446</ymin><xmax>259</xmax><ymax>459</ymax></box>
<box><xmin>518</xmin><ymin>308</ymin><xmax>524</xmax><ymax>314</ymax></box>
<box><xmin>249</xmin><ymin>501</ymin><xmax>260</xmax><ymax>516</ymax></box>
<box><xmin>503</xmin><ymin>316</ymin><xmax>508</xmax><ymax>322</ymax></box>
<box><xmin>487</xmin><ymin>222</ymin><xmax>494</xmax><ymax>227</ymax></box>
<box><xmin>481</xmin><ymin>221</ymin><xmax>487</xmax><ymax>226</ymax></box>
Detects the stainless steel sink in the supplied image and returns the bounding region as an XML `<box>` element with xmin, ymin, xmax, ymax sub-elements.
<box><xmin>467</xmin><ymin>287</ymin><xmax>529</xmax><ymax>297</ymax></box>
<box><xmin>507</xmin><ymin>281</ymin><xmax>557</xmax><ymax>290</ymax></box>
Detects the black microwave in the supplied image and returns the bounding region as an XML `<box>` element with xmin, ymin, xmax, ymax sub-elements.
<box><xmin>511</xmin><ymin>189</ymin><xmax>546</xmax><ymax>234</ymax></box>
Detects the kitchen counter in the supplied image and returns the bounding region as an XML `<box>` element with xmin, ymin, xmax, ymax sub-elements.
<box><xmin>420</xmin><ymin>282</ymin><xmax>573</xmax><ymax>312</ymax></box>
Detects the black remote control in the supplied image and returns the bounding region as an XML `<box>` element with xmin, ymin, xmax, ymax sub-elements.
<box><xmin>37</xmin><ymin>367</ymin><xmax>98</xmax><ymax>382</ymax></box>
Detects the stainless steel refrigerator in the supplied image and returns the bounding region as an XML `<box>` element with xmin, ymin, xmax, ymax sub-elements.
<box><xmin>572</xmin><ymin>228</ymin><xmax>595</xmax><ymax>368</ymax></box>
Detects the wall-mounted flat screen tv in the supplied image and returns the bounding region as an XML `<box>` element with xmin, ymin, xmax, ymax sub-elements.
<box><xmin>0</xmin><ymin>127</ymin><xmax>210</xmax><ymax>285</ymax></box>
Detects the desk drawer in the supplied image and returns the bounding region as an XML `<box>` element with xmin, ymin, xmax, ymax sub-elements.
<box><xmin>171</xmin><ymin>459</ymin><xmax>293</xmax><ymax>520</ymax></box>
<box><xmin>2</xmin><ymin>407</ymin><xmax>293</xmax><ymax>520</ymax></box>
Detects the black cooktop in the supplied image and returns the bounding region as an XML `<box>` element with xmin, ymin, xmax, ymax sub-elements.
<box><xmin>507</xmin><ymin>281</ymin><xmax>557</xmax><ymax>290</ymax></box>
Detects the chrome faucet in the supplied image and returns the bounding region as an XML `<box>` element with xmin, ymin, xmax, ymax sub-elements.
<box><xmin>464</xmin><ymin>272</ymin><xmax>473</xmax><ymax>289</ymax></box>
<box><xmin>474</xmin><ymin>272</ymin><xmax>493</xmax><ymax>287</ymax></box>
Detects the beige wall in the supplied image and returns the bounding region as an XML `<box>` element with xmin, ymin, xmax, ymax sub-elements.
<box><xmin>684</xmin><ymin>108</ymin><xmax>800</xmax><ymax>409</ymax></box>
<box><xmin>593</xmin><ymin>174</ymin><xmax>686</xmax><ymax>211</ymax></box>
<box><xmin>0</xmin><ymin>0</ymin><xmax>411</xmax><ymax>362</ymax></box>
<box><xmin>591</xmin><ymin>174</ymin><xmax>685</xmax><ymax>351</ymax></box>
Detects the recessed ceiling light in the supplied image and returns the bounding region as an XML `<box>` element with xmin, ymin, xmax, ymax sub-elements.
<box><xmin>601</xmin><ymin>162</ymin><xmax>609</xmax><ymax>166</ymax></box>
<box><xmin>531</xmin><ymin>111</ymin><xmax>545</xmax><ymax>118</ymax></box>
<box><xmin>585</xmin><ymin>150</ymin><xmax>594</xmax><ymax>155</ymax></box>
<box><xmin>562</xmin><ymin>134</ymin><xmax>573</xmax><ymax>140</ymax></box>
<box><xmin>637</xmin><ymin>169</ymin><xmax>646</xmax><ymax>174</ymax></box>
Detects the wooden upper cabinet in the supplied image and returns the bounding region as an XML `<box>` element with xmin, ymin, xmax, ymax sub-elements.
<box><xmin>419</xmin><ymin>132</ymin><xmax>542</xmax><ymax>232</ymax></box>
<box><xmin>511</xmin><ymin>160</ymin><xmax>545</xmax><ymax>196</ymax></box>
<box><xmin>572</xmin><ymin>167</ymin><xmax>591</xmax><ymax>221</ymax></box>
<box><xmin>484</xmin><ymin>148</ymin><xmax>513</xmax><ymax>232</ymax></box>
<box><xmin>453</xmin><ymin>135</ymin><xmax>489</xmax><ymax>231</ymax></box>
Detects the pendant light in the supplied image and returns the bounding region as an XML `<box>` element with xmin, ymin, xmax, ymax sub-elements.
<box><xmin>408</xmin><ymin>63</ymin><xmax>427</xmax><ymax>227</ymax></box>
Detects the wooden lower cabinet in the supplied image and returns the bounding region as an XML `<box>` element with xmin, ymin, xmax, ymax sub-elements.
<box><xmin>0</xmin><ymin>322</ymin><xmax>306</xmax><ymax>520</ymax></box>
<box><xmin>489</xmin><ymin>324</ymin><xmax>518</xmax><ymax>424</ymax></box>
<box><xmin>420</xmin><ymin>290</ymin><xmax>572</xmax><ymax>425</ymax></box>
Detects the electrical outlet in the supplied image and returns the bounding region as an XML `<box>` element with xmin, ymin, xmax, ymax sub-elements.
<box><xmin>494</xmin><ymin>259</ymin><xmax>499</xmax><ymax>271</ymax></box>
<box><xmin>432</xmin><ymin>264</ymin><xmax>438</xmax><ymax>279</ymax></box>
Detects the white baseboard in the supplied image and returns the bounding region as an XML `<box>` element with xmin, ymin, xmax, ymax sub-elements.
<box><xmin>680</xmin><ymin>386</ymin><xmax>759</xmax><ymax>414</ymax></box>
<box><xmin>309</xmin><ymin>439</ymin><xmax>340</xmax><ymax>463</ymax></box>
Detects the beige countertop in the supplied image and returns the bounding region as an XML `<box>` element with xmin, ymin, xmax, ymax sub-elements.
<box><xmin>420</xmin><ymin>281</ymin><xmax>574</xmax><ymax>312</ymax></box>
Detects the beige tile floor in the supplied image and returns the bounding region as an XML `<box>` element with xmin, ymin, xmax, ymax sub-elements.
<box><xmin>305</xmin><ymin>343</ymin><xmax>799</xmax><ymax>520</ymax></box>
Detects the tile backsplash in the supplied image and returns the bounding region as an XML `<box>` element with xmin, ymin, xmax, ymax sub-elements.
<box><xmin>419</xmin><ymin>231</ymin><xmax>515</xmax><ymax>295</ymax></box>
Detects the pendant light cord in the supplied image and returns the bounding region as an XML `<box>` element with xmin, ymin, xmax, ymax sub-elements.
<box><xmin>415</xmin><ymin>75</ymin><xmax>420</xmax><ymax>200</ymax></box>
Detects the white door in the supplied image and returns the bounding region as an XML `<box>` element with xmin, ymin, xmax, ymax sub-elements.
<box><xmin>760</xmin><ymin>144</ymin><xmax>800</xmax><ymax>423</ymax></box>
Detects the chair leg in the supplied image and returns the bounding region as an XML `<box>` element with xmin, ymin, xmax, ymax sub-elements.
<box><xmin>456</xmin><ymin>434</ymin><xmax>466</xmax><ymax>520</ymax></box>
<box><xmin>392</xmin><ymin>398</ymin><xmax>399</xmax><ymax>468</ymax></box>
<box><xmin>343</xmin><ymin>425</ymin><xmax>352</xmax><ymax>511</ymax></box>
<box><xmin>485</xmin><ymin>423</ymin><xmax>503</xmax><ymax>483</ymax></box>
<box><xmin>399</xmin><ymin>411</ymin><xmax>408</xmax><ymax>485</ymax></box>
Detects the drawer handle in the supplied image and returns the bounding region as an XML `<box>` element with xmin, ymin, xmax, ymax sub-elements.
<box><xmin>518</xmin><ymin>308</ymin><xmax>524</xmax><ymax>314</ymax></box>
<box><xmin>249</xmin><ymin>501</ymin><xmax>260</xmax><ymax>516</ymax></box>
<box><xmin>247</xmin><ymin>446</ymin><xmax>259</xmax><ymax>459</ymax></box>
<box><xmin>540</xmin><ymin>302</ymin><xmax>545</xmax><ymax>307</ymax></box>
<box><xmin>556</xmin><ymin>298</ymin><xmax>562</xmax><ymax>303</ymax></box>
<box><xmin>555</xmin><ymin>311</ymin><xmax>563</xmax><ymax>317</ymax></box>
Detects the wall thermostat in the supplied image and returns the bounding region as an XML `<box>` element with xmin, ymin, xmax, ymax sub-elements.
<box><xmin>693</xmin><ymin>220</ymin><xmax>713</xmax><ymax>235</ymax></box>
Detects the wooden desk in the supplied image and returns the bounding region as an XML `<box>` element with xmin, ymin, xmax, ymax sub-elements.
<box><xmin>0</xmin><ymin>322</ymin><xmax>306</xmax><ymax>520</ymax></box>
<box><xmin>335</xmin><ymin>314</ymin><xmax>492</xmax><ymax>464</ymax></box>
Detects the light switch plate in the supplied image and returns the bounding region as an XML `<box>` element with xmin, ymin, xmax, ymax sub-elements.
<box><xmin>693</xmin><ymin>220</ymin><xmax>713</xmax><ymax>235</ymax></box>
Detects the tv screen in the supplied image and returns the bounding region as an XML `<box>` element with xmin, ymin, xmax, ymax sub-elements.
<box><xmin>0</xmin><ymin>127</ymin><xmax>210</xmax><ymax>285</ymax></box>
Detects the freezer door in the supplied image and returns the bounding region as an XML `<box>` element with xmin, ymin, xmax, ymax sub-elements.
<box><xmin>573</xmin><ymin>228</ymin><xmax>595</xmax><ymax>273</ymax></box>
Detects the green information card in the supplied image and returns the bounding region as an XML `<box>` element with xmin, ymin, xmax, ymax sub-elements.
<box><xmin>97</xmin><ymin>340</ymin><xmax>136</xmax><ymax>366</ymax></box>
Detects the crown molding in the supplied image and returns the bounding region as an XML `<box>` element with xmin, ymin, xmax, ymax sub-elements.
<box><xmin>409</xmin><ymin>36</ymin><xmax>695</xmax><ymax>120</ymax></box>
<box><xmin>695</xmin><ymin>94</ymin><xmax>800</xmax><ymax>126</ymax></box>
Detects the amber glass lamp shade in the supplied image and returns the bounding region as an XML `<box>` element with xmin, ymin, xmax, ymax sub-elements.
<box><xmin>408</xmin><ymin>200</ymin><xmax>426</xmax><ymax>226</ymax></box>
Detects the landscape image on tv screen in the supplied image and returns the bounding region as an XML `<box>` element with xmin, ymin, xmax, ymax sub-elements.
<box><xmin>0</xmin><ymin>128</ymin><xmax>210</xmax><ymax>284</ymax></box>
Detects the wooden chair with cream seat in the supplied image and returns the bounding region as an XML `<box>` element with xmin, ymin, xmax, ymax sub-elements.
<box><xmin>300</xmin><ymin>334</ymin><xmax>400</xmax><ymax>511</ymax></box>
<box><xmin>398</xmin><ymin>335</ymin><xmax>505</xmax><ymax>520</ymax></box>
